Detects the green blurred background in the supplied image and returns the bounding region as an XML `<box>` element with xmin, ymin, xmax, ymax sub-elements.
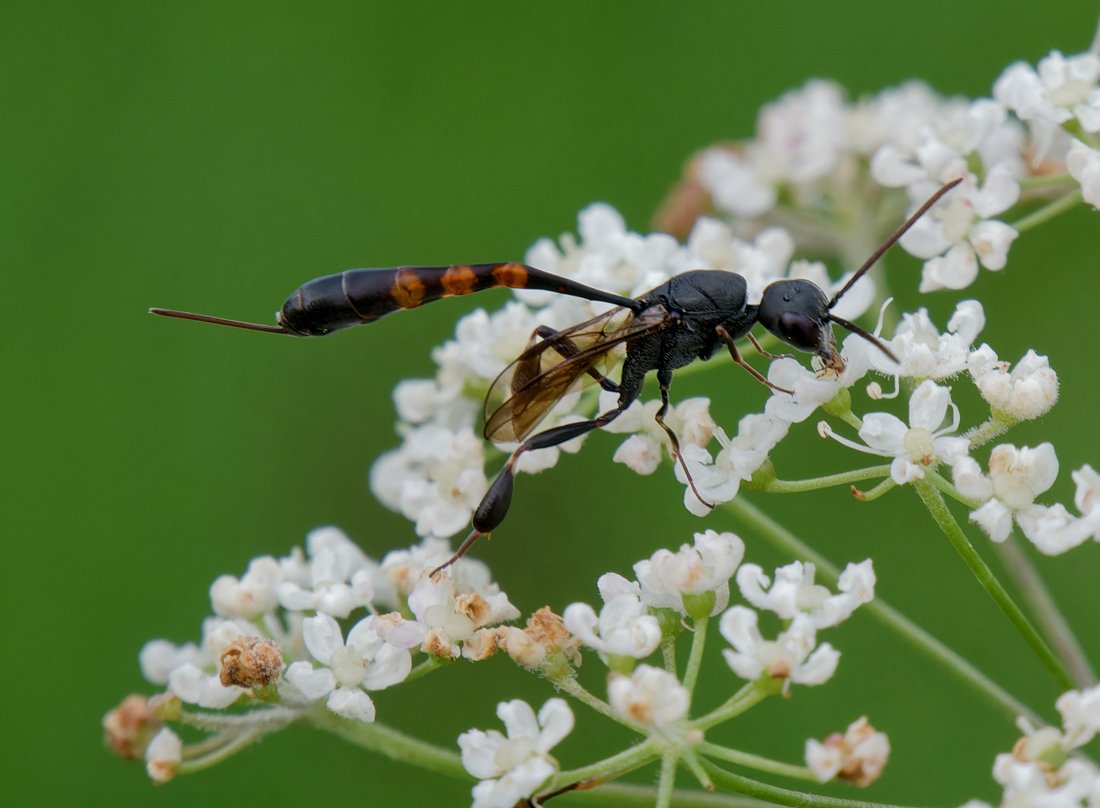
<box><xmin>5</xmin><ymin>2</ymin><xmax>1100</xmax><ymax>805</ymax></box>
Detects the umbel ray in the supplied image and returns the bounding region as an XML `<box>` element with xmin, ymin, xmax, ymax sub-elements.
<box><xmin>153</xmin><ymin>178</ymin><xmax>962</xmax><ymax>571</ymax></box>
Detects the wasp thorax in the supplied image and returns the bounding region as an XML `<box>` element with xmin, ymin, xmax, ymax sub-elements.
<box><xmin>757</xmin><ymin>280</ymin><xmax>832</xmax><ymax>353</ymax></box>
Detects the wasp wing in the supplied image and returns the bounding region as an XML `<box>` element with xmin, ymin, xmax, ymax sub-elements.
<box><xmin>483</xmin><ymin>305</ymin><xmax>670</xmax><ymax>443</ymax></box>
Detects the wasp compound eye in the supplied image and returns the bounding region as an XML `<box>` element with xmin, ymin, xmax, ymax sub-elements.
<box><xmin>775</xmin><ymin>310</ymin><xmax>824</xmax><ymax>351</ymax></box>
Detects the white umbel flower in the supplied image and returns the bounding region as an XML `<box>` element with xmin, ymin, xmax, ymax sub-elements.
<box><xmin>608</xmin><ymin>665</ymin><xmax>690</xmax><ymax>727</ymax></box>
<box><xmin>736</xmin><ymin>560</ymin><xmax>875</xmax><ymax>629</ymax></box>
<box><xmin>968</xmin><ymin>347</ymin><xmax>1058</xmax><ymax>420</ymax></box>
<box><xmin>562</xmin><ymin>573</ymin><xmax>661</xmax><ymax>661</ymax></box>
<box><xmin>284</xmin><ymin>613</ymin><xmax>415</xmax><ymax>722</ymax></box>
<box><xmin>145</xmin><ymin>728</ymin><xmax>182</xmax><ymax>784</ymax></box>
<box><xmin>210</xmin><ymin>556</ymin><xmax>282</xmax><ymax>619</ymax></box>
<box><xmin>819</xmin><ymin>380</ymin><xmax>968</xmax><ymax>484</ymax></box>
<box><xmin>719</xmin><ymin>609</ymin><xmax>839</xmax><ymax>686</ymax></box>
<box><xmin>634</xmin><ymin>530</ymin><xmax>745</xmax><ymax>616</ymax></box>
<box><xmin>459</xmin><ymin>699</ymin><xmax>574</xmax><ymax>808</ymax></box>
<box><xmin>805</xmin><ymin>716</ymin><xmax>890</xmax><ymax>787</ymax></box>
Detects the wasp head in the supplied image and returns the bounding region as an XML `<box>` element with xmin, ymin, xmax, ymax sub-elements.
<box><xmin>757</xmin><ymin>280</ymin><xmax>844</xmax><ymax>372</ymax></box>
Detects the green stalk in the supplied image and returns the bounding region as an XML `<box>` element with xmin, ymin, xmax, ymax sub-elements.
<box><xmin>311</xmin><ymin>712</ymin><xmax>469</xmax><ymax>780</ymax></box>
<box><xmin>1009</xmin><ymin>190</ymin><xmax>1083</xmax><ymax>232</ymax></box>
<box><xmin>913</xmin><ymin>480</ymin><xmax>1074</xmax><ymax>691</ymax></box>
<box><xmin>684</xmin><ymin>614</ymin><xmax>710</xmax><ymax>696</ymax></box>
<box><xmin>698</xmin><ymin>742</ymin><xmax>818</xmax><ymax>782</ymax></box>
<box><xmin>992</xmin><ymin>535</ymin><xmax>1096</xmax><ymax>688</ymax></box>
<box><xmin>759</xmin><ymin>465</ymin><xmax>892</xmax><ymax>494</ymax></box>
<box><xmin>724</xmin><ymin>497</ymin><xmax>1040</xmax><ymax>724</ymax></box>
<box><xmin>701</xmin><ymin>760</ymin><xmax>924</xmax><ymax>808</ymax></box>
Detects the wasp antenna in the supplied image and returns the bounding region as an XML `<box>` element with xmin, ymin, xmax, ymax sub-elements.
<box><xmin>149</xmin><ymin>307</ymin><xmax>288</xmax><ymax>334</ymax></box>
<box><xmin>829</xmin><ymin>313</ymin><xmax>898</xmax><ymax>364</ymax></box>
<box><xmin>827</xmin><ymin>177</ymin><xmax>964</xmax><ymax>309</ymax></box>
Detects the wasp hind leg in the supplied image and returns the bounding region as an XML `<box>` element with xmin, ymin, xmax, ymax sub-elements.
<box><xmin>430</xmin><ymin>402</ymin><xmax>628</xmax><ymax>576</ymax></box>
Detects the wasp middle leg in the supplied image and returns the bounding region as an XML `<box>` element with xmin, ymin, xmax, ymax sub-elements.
<box><xmin>653</xmin><ymin>369</ymin><xmax>713</xmax><ymax>510</ymax></box>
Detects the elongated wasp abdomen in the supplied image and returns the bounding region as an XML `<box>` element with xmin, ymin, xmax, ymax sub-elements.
<box><xmin>152</xmin><ymin>262</ymin><xmax>640</xmax><ymax>337</ymax></box>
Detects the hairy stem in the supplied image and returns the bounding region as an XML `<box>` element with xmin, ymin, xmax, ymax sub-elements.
<box><xmin>312</xmin><ymin>711</ymin><xmax>469</xmax><ymax>779</ymax></box>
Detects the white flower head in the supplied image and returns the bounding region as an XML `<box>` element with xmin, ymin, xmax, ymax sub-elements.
<box><xmin>720</xmin><ymin>609</ymin><xmax>839</xmax><ymax>686</ymax></box>
<box><xmin>562</xmin><ymin>574</ymin><xmax>661</xmax><ymax>661</ymax></box>
<box><xmin>284</xmin><ymin>613</ymin><xmax>414</xmax><ymax>722</ymax></box>
<box><xmin>969</xmin><ymin>347</ymin><xmax>1058</xmax><ymax>420</ymax></box>
<box><xmin>876</xmin><ymin>300</ymin><xmax>984</xmax><ymax>381</ymax></box>
<box><xmin>805</xmin><ymin>716</ymin><xmax>891</xmax><ymax>787</ymax></box>
<box><xmin>634</xmin><ymin>530</ymin><xmax>745</xmax><ymax>616</ymax></box>
<box><xmin>277</xmin><ymin>527</ymin><xmax>385</xmax><ymax>618</ymax></box>
<box><xmin>674</xmin><ymin>443</ymin><xmax>740</xmax><ymax>516</ymax></box>
<box><xmin>608</xmin><ymin>665</ymin><xmax>690</xmax><ymax>727</ymax></box>
<box><xmin>210</xmin><ymin>556</ymin><xmax>282</xmax><ymax>619</ymax></box>
<box><xmin>1058</xmin><ymin>684</ymin><xmax>1100</xmax><ymax>750</ymax></box>
<box><xmin>145</xmin><ymin>728</ymin><xmax>182</xmax><ymax>784</ymax></box>
<box><xmin>737</xmin><ymin>559</ymin><xmax>875</xmax><ymax>629</ymax></box>
<box><xmin>407</xmin><ymin>571</ymin><xmax>519</xmax><ymax>659</ymax></box>
<box><xmin>995</xmin><ymin>50</ymin><xmax>1100</xmax><ymax>158</ymax></box>
<box><xmin>459</xmin><ymin>699</ymin><xmax>574</xmax><ymax>808</ymax></box>
<box><xmin>820</xmin><ymin>380</ymin><xmax>968</xmax><ymax>484</ymax></box>
<box><xmin>1067</xmin><ymin>139</ymin><xmax>1100</xmax><ymax>208</ymax></box>
<box><xmin>898</xmin><ymin>169</ymin><xmax>1019</xmax><ymax>293</ymax></box>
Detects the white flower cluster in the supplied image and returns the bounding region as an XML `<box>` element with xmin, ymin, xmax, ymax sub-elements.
<box><xmin>561</xmin><ymin>530</ymin><xmax>875</xmax><ymax>688</ymax></box>
<box><xmin>458</xmin><ymin>698</ymin><xmax>573</xmax><ymax>808</ymax></box>
<box><xmin>371</xmin><ymin>205</ymin><xmax>873</xmax><ymax>537</ymax></box>
<box><xmin>956</xmin><ymin>451</ymin><xmax>1100</xmax><ymax>555</ymax></box>
<box><xmin>964</xmin><ymin>682</ymin><xmax>1100</xmax><ymax>808</ymax></box>
<box><xmin>696</xmin><ymin>48</ymin><xmax>1100</xmax><ymax>293</ymax></box>
<box><xmin>138</xmin><ymin>528</ymin><xmax>519</xmax><ymax>742</ymax></box>
<box><xmin>452</xmin><ymin>532</ymin><xmax>876</xmax><ymax>807</ymax></box>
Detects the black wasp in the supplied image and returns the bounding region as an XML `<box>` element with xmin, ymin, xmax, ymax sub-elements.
<box><xmin>153</xmin><ymin>179</ymin><xmax>960</xmax><ymax>571</ymax></box>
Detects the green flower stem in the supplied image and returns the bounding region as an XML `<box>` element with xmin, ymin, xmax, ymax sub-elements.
<box><xmin>311</xmin><ymin>711</ymin><xmax>469</xmax><ymax>780</ymax></box>
<box><xmin>681</xmin><ymin>749</ymin><xmax>715</xmax><ymax>791</ymax></box>
<box><xmin>684</xmin><ymin>614</ymin><xmax>710</xmax><ymax>696</ymax></box>
<box><xmin>759</xmin><ymin>465</ymin><xmax>892</xmax><ymax>494</ymax></box>
<box><xmin>914</xmin><ymin>479</ymin><xmax>1075</xmax><ymax>691</ymax></box>
<box><xmin>924</xmin><ymin>469</ymin><xmax>979</xmax><ymax>508</ymax></box>
<box><xmin>701</xmin><ymin>760</ymin><xmax>924</xmax><ymax>808</ymax></box>
<box><xmin>657</xmin><ymin>751</ymin><xmax>679</xmax><ymax>808</ymax></box>
<box><xmin>992</xmin><ymin>534</ymin><xmax>1097</xmax><ymax>688</ymax></box>
<box><xmin>177</xmin><ymin>705</ymin><xmax>299</xmax><ymax>732</ymax></box>
<box><xmin>552</xmin><ymin>739</ymin><xmax>659</xmax><ymax>787</ymax></box>
<box><xmin>698</xmin><ymin>742</ymin><xmax>817</xmax><ymax>782</ymax></box>
<box><xmin>690</xmin><ymin>680</ymin><xmax>778</xmax><ymax>731</ymax></box>
<box><xmin>1009</xmin><ymin>189</ymin><xmax>1083</xmax><ymax>233</ymax></box>
<box><xmin>851</xmin><ymin>477</ymin><xmax>896</xmax><ymax>502</ymax></box>
<box><xmin>581</xmin><ymin>781</ymin><xmax>773</xmax><ymax>806</ymax></box>
<box><xmin>662</xmin><ymin>635</ymin><xmax>678</xmax><ymax>674</ymax></box>
<box><xmin>964</xmin><ymin>412</ymin><xmax>1019</xmax><ymax>449</ymax></box>
<box><xmin>554</xmin><ymin>674</ymin><xmax>646</xmax><ymax>733</ymax></box>
<box><xmin>724</xmin><ymin>497</ymin><xmax>1041</xmax><ymax>724</ymax></box>
<box><xmin>1018</xmin><ymin>173</ymin><xmax>1075</xmax><ymax>190</ymax></box>
<box><xmin>406</xmin><ymin>655</ymin><xmax>450</xmax><ymax>683</ymax></box>
<box><xmin>178</xmin><ymin>730</ymin><xmax>260</xmax><ymax>775</ymax></box>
